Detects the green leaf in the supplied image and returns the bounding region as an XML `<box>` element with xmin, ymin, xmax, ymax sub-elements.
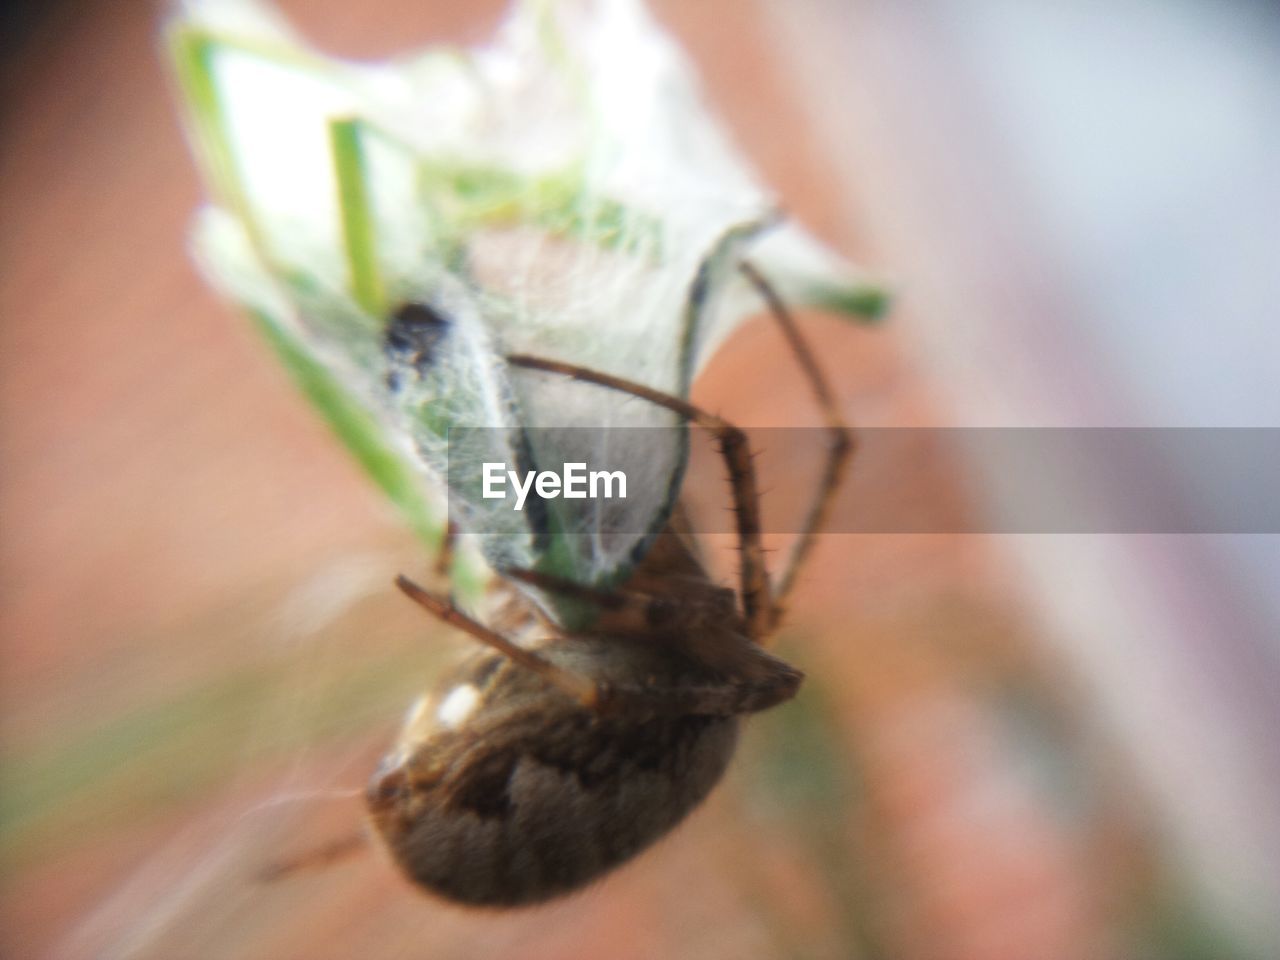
<box><xmin>329</xmin><ymin>118</ymin><xmax>387</xmax><ymax>315</ymax></box>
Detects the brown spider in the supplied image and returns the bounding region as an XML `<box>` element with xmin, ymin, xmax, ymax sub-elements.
<box><xmin>364</xmin><ymin>262</ymin><xmax>856</xmax><ymax>906</ymax></box>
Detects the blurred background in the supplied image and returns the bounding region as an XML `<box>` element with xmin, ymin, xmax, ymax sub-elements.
<box><xmin>2</xmin><ymin>1</ymin><xmax>1277</xmax><ymax>958</ymax></box>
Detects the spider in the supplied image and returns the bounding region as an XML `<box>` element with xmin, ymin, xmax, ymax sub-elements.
<box><xmin>365</xmin><ymin>262</ymin><xmax>856</xmax><ymax>906</ymax></box>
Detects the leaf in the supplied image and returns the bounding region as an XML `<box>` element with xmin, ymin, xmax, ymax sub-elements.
<box><xmin>168</xmin><ymin>0</ymin><xmax>889</xmax><ymax>588</ymax></box>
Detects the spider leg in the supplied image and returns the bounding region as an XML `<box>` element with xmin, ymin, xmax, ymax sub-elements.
<box><xmin>507</xmin><ymin>355</ymin><xmax>775</xmax><ymax>643</ymax></box>
<box><xmin>433</xmin><ymin>519</ymin><xmax>458</xmax><ymax>577</ymax></box>
<box><xmin>739</xmin><ymin>260</ymin><xmax>856</xmax><ymax>620</ymax></box>
<box><xmin>395</xmin><ymin>575</ymin><xmax>600</xmax><ymax>709</ymax></box>
<box><xmin>258</xmin><ymin>831</ymin><xmax>368</xmax><ymax>883</ymax></box>
<box><xmin>396</xmin><ymin>575</ymin><xmax>800</xmax><ymax>718</ymax></box>
<box><xmin>502</xmin><ymin>565</ymin><xmax>734</xmax><ymax>638</ymax></box>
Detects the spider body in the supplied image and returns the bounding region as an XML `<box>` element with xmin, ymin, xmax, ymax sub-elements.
<box><xmin>367</xmin><ymin>526</ymin><xmax>802</xmax><ymax>906</ymax></box>
<box><xmin>364</xmin><ymin>263</ymin><xmax>853</xmax><ymax>907</ymax></box>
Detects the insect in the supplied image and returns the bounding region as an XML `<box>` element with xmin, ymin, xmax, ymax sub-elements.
<box><xmin>363</xmin><ymin>262</ymin><xmax>856</xmax><ymax>907</ymax></box>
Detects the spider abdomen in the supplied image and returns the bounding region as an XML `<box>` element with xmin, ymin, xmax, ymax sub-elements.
<box><xmin>368</xmin><ymin>706</ymin><xmax>739</xmax><ymax>906</ymax></box>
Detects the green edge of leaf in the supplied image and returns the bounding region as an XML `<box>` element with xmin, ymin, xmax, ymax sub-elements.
<box><xmin>330</xmin><ymin>118</ymin><xmax>387</xmax><ymax>316</ymax></box>
<box><xmin>808</xmin><ymin>280</ymin><xmax>892</xmax><ymax>323</ymax></box>
<box><xmin>169</xmin><ymin>26</ymin><xmax>282</xmax><ymax>269</ymax></box>
<box><xmin>169</xmin><ymin>30</ymin><xmax>244</xmax><ymax>223</ymax></box>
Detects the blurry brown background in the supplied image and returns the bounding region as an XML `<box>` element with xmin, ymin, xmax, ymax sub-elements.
<box><xmin>3</xmin><ymin>1</ymin><xmax>1276</xmax><ymax>958</ymax></box>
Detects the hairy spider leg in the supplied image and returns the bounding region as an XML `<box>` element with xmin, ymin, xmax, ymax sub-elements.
<box><xmin>395</xmin><ymin>575</ymin><xmax>600</xmax><ymax>708</ymax></box>
<box><xmin>508</xmin><ymin>262</ymin><xmax>855</xmax><ymax>641</ymax></box>
<box><xmin>434</xmin><ymin>519</ymin><xmax>459</xmax><ymax>577</ymax></box>
<box><xmin>737</xmin><ymin>260</ymin><xmax>856</xmax><ymax>617</ymax></box>
<box><xmin>506</xmin><ymin>356</ymin><xmax>775</xmax><ymax>643</ymax></box>
<box><xmin>500</xmin><ymin>565</ymin><xmax>731</xmax><ymax>635</ymax></box>
<box><xmin>394</xmin><ymin>574</ymin><xmax>801</xmax><ymax>718</ymax></box>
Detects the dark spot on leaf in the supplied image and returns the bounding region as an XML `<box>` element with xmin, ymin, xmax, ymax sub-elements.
<box><xmin>384</xmin><ymin>301</ymin><xmax>451</xmax><ymax>385</ymax></box>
